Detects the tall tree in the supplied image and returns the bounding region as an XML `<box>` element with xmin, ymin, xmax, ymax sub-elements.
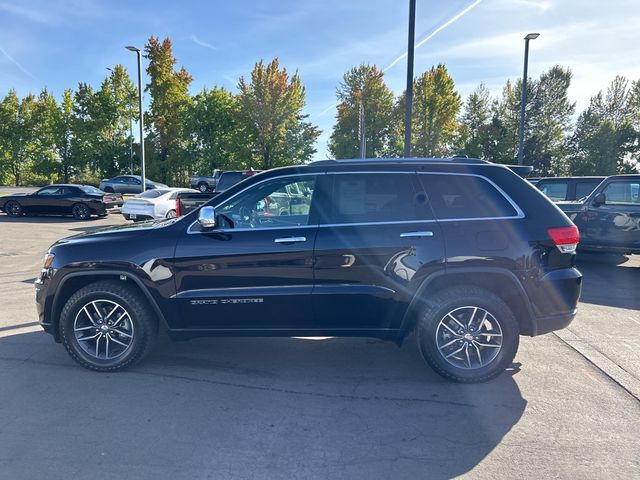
<box><xmin>0</xmin><ymin>90</ymin><xmax>39</xmax><ymax>186</ymax></box>
<box><xmin>328</xmin><ymin>64</ymin><xmax>395</xmax><ymax>158</ymax></box>
<box><xmin>457</xmin><ymin>83</ymin><xmax>491</xmax><ymax>158</ymax></box>
<box><xmin>54</xmin><ymin>89</ymin><xmax>76</xmax><ymax>182</ymax></box>
<box><xmin>405</xmin><ymin>64</ymin><xmax>462</xmax><ymax>156</ymax></box>
<box><xmin>186</xmin><ymin>86</ymin><xmax>244</xmax><ymax>173</ymax></box>
<box><xmin>144</xmin><ymin>36</ymin><xmax>193</xmax><ymax>183</ymax></box>
<box><xmin>524</xmin><ymin>65</ymin><xmax>575</xmax><ymax>175</ymax></box>
<box><xmin>237</xmin><ymin>58</ymin><xmax>320</xmax><ymax>169</ymax></box>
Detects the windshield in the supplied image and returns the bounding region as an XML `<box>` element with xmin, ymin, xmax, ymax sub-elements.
<box><xmin>138</xmin><ymin>189</ymin><xmax>170</xmax><ymax>199</ymax></box>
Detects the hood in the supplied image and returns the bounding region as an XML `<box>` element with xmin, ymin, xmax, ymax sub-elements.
<box><xmin>53</xmin><ymin>217</ymin><xmax>180</xmax><ymax>247</ymax></box>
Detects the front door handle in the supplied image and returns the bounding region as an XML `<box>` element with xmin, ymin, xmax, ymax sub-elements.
<box><xmin>400</xmin><ymin>231</ymin><xmax>434</xmax><ymax>238</ymax></box>
<box><xmin>274</xmin><ymin>236</ymin><xmax>307</xmax><ymax>244</ymax></box>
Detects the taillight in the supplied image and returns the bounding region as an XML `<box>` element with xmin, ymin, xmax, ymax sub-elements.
<box><xmin>175</xmin><ymin>198</ymin><xmax>181</xmax><ymax>217</ymax></box>
<box><xmin>548</xmin><ymin>225</ymin><xmax>579</xmax><ymax>253</ymax></box>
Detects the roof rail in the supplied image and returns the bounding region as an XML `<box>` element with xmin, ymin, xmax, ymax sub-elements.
<box><xmin>310</xmin><ymin>157</ymin><xmax>489</xmax><ymax>166</ymax></box>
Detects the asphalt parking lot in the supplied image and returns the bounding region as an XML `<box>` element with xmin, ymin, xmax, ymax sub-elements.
<box><xmin>0</xmin><ymin>211</ymin><xmax>639</xmax><ymax>479</ymax></box>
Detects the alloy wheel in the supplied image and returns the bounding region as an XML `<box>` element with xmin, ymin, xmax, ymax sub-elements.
<box><xmin>73</xmin><ymin>299</ymin><xmax>134</xmax><ymax>360</ymax></box>
<box><xmin>435</xmin><ymin>306</ymin><xmax>503</xmax><ymax>370</ymax></box>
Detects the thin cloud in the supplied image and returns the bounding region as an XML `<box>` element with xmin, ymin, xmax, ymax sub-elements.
<box><xmin>0</xmin><ymin>47</ymin><xmax>37</xmax><ymax>80</ymax></box>
<box><xmin>319</xmin><ymin>0</ymin><xmax>483</xmax><ymax>116</ymax></box>
<box><xmin>190</xmin><ymin>34</ymin><xmax>218</xmax><ymax>51</ymax></box>
<box><xmin>383</xmin><ymin>0</ymin><xmax>483</xmax><ymax>72</ymax></box>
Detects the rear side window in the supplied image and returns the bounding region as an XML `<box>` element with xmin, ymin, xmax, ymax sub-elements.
<box><xmin>322</xmin><ymin>173</ymin><xmax>431</xmax><ymax>224</ymax></box>
<box><xmin>419</xmin><ymin>174</ymin><xmax>519</xmax><ymax>220</ymax></box>
<box><xmin>538</xmin><ymin>181</ymin><xmax>568</xmax><ymax>201</ymax></box>
<box><xmin>575</xmin><ymin>182</ymin><xmax>600</xmax><ymax>199</ymax></box>
<box><xmin>602</xmin><ymin>182</ymin><xmax>640</xmax><ymax>205</ymax></box>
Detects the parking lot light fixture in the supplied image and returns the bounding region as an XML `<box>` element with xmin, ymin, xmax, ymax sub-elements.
<box><xmin>126</xmin><ymin>45</ymin><xmax>146</xmax><ymax>192</ymax></box>
<box><xmin>517</xmin><ymin>33</ymin><xmax>540</xmax><ymax>166</ymax></box>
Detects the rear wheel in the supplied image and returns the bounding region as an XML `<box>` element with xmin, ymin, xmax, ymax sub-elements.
<box><xmin>198</xmin><ymin>182</ymin><xmax>208</xmax><ymax>192</ymax></box>
<box><xmin>4</xmin><ymin>201</ymin><xmax>23</xmax><ymax>217</ymax></box>
<box><xmin>416</xmin><ymin>286</ymin><xmax>519</xmax><ymax>383</ymax></box>
<box><xmin>165</xmin><ymin>209</ymin><xmax>177</xmax><ymax>218</ymax></box>
<box><xmin>72</xmin><ymin>203</ymin><xmax>91</xmax><ymax>220</ymax></box>
<box><xmin>59</xmin><ymin>280</ymin><xmax>157</xmax><ymax>371</ymax></box>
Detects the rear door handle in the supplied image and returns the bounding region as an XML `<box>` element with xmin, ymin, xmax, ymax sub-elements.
<box><xmin>274</xmin><ymin>236</ymin><xmax>307</xmax><ymax>244</ymax></box>
<box><xmin>400</xmin><ymin>231</ymin><xmax>434</xmax><ymax>238</ymax></box>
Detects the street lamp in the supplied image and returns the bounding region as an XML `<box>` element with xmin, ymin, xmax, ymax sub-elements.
<box><xmin>404</xmin><ymin>0</ymin><xmax>417</xmax><ymax>158</ymax></box>
<box><xmin>126</xmin><ymin>45</ymin><xmax>146</xmax><ymax>191</ymax></box>
<box><xmin>517</xmin><ymin>33</ymin><xmax>540</xmax><ymax>166</ymax></box>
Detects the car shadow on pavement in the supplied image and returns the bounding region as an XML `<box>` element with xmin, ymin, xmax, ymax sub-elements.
<box><xmin>577</xmin><ymin>254</ymin><xmax>640</xmax><ymax>310</ymax></box>
<box><xmin>0</xmin><ymin>329</ymin><xmax>526</xmax><ymax>479</ymax></box>
<box><xmin>0</xmin><ymin>214</ymin><xmax>100</xmax><ymax>224</ymax></box>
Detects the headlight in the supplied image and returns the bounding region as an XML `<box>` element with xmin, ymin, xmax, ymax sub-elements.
<box><xmin>43</xmin><ymin>252</ymin><xmax>55</xmax><ymax>269</ymax></box>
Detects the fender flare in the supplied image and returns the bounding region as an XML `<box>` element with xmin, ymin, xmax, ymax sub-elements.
<box><xmin>396</xmin><ymin>266</ymin><xmax>534</xmax><ymax>342</ymax></box>
<box><xmin>51</xmin><ymin>269</ymin><xmax>171</xmax><ymax>339</ymax></box>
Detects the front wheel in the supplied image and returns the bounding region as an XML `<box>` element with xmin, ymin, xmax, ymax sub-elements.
<box><xmin>416</xmin><ymin>286</ymin><xmax>519</xmax><ymax>383</ymax></box>
<box><xmin>198</xmin><ymin>183</ymin><xmax>208</xmax><ymax>192</ymax></box>
<box><xmin>59</xmin><ymin>280</ymin><xmax>157</xmax><ymax>371</ymax></box>
<box><xmin>72</xmin><ymin>203</ymin><xmax>91</xmax><ymax>220</ymax></box>
<box><xmin>4</xmin><ymin>200</ymin><xmax>23</xmax><ymax>217</ymax></box>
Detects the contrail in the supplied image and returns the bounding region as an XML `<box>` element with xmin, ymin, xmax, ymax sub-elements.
<box><xmin>0</xmin><ymin>46</ymin><xmax>37</xmax><ymax>80</ymax></box>
<box><xmin>319</xmin><ymin>0</ymin><xmax>483</xmax><ymax>116</ymax></box>
<box><xmin>383</xmin><ymin>0</ymin><xmax>483</xmax><ymax>72</ymax></box>
<box><xmin>190</xmin><ymin>34</ymin><xmax>218</xmax><ymax>51</ymax></box>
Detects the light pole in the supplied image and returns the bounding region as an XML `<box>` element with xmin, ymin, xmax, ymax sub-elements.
<box><xmin>126</xmin><ymin>45</ymin><xmax>146</xmax><ymax>191</ymax></box>
<box><xmin>404</xmin><ymin>0</ymin><xmax>416</xmax><ymax>158</ymax></box>
<box><xmin>517</xmin><ymin>33</ymin><xmax>539</xmax><ymax>166</ymax></box>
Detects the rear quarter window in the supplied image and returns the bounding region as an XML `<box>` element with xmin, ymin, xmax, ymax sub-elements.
<box><xmin>419</xmin><ymin>174</ymin><xmax>519</xmax><ymax>220</ymax></box>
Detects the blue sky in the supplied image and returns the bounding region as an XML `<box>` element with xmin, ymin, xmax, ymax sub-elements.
<box><xmin>1</xmin><ymin>0</ymin><xmax>640</xmax><ymax>160</ymax></box>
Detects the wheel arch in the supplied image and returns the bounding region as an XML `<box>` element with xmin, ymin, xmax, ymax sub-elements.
<box><xmin>50</xmin><ymin>270</ymin><xmax>170</xmax><ymax>341</ymax></box>
<box><xmin>397</xmin><ymin>268</ymin><xmax>535</xmax><ymax>343</ymax></box>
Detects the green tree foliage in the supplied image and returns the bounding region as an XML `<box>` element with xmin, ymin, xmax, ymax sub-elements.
<box><xmin>144</xmin><ymin>36</ymin><xmax>193</xmax><ymax>184</ymax></box>
<box><xmin>186</xmin><ymin>87</ymin><xmax>244</xmax><ymax>173</ymax></box>
<box><xmin>238</xmin><ymin>58</ymin><xmax>320</xmax><ymax>169</ymax></box>
<box><xmin>0</xmin><ymin>90</ymin><xmax>39</xmax><ymax>186</ymax></box>
<box><xmin>457</xmin><ymin>83</ymin><xmax>491</xmax><ymax>158</ymax></box>
<box><xmin>568</xmin><ymin>76</ymin><xmax>639</xmax><ymax>175</ymax></box>
<box><xmin>524</xmin><ymin>65</ymin><xmax>575</xmax><ymax>175</ymax></box>
<box><xmin>328</xmin><ymin>64</ymin><xmax>395</xmax><ymax>158</ymax></box>
<box><xmin>405</xmin><ymin>64</ymin><xmax>462</xmax><ymax>156</ymax></box>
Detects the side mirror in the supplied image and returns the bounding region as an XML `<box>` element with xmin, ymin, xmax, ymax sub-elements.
<box><xmin>198</xmin><ymin>206</ymin><xmax>217</xmax><ymax>229</ymax></box>
<box><xmin>592</xmin><ymin>192</ymin><xmax>606</xmax><ymax>207</ymax></box>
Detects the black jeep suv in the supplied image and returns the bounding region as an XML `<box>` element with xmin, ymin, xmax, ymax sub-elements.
<box><xmin>35</xmin><ymin>158</ymin><xmax>582</xmax><ymax>382</ymax></box>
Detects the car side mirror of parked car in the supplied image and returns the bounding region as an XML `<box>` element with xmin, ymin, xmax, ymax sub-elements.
<box><xmin>198</xmin><ymin>206</ymin><xmax>217</xmax><ymax>229</ymax></box>
<box><xmin>592</xmin><ymin>192</ymin><xmax>606</xmax><ymax>207</ymax></box>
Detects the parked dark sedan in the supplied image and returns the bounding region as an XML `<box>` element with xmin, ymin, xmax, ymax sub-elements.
<box><xmin>0</xmin><ymin>184</ymin><xmax>121</xmax><ymax>220</ymax></box>
<box><xmin>99</xmin><ymin>175</ymin><xmax>168</xmax><ymax>194</ymax></box>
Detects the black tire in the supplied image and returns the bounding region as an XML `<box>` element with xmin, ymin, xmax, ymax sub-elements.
<box><xmin>5</xmin><ymin>200</ymin><xmax>23</xmax><ymax>217</ymax></box>
<box><xmin>165</xmin><ymin>209</ymin><xmax>177</xmax><ymax>218</ymax></box>
<box><xmin>198</xmin><ymin>182</ymin><xmax>208</xmax><ymax>193</ymax></box>
<box><xmin>415</xmin><ymin>286</ymin><xmax>519</xmax><ymax>383</ymax></box>
<box><xmin>104</xmin><ymin>187</ymin><xmax>115</xmax><ymax>193</ymax></box>
<box><xmin>71</xmin><ymin>202</ymin><xmax>91</xmax><ymax>220</ymax></box>
<box><xmin>59</xmin><ymin>280</ymin><xmax>157</xmax><ymax>371</ymax></box>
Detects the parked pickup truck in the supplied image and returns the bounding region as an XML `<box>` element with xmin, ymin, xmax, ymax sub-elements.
<box><xmin>189</xmin><ymin>170</ymin><xmax>258</xmax><ymax>192</ymax></box>
<box><xmin>175</xmin><ymin>191</ymin><xmax>219</xmax><ymax>217</ymax></box>
<box><xmin>557</xmin><ymin>174</ymin><xmax>640</xmax><ymax>254</ymax></box>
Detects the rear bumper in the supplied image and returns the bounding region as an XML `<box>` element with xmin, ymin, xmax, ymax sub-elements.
<box><xmin>526</xmin><ymin>267</ymin><xmax>582</xmax><ymax>336</ymax></box>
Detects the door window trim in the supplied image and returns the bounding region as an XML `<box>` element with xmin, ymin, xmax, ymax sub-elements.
<box><xmin>187</xmin><ymin>173</ymin><xmax>323</xmax><ymax>234</ymax></box>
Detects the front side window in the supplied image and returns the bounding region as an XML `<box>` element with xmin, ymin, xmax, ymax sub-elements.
<box><xmin>575</xmin><ymin>182</ymin><xmax>601</xmax><ymax>200</ymax></box>
<box><xmin>215</xmin><ymin>176</ymin><xmax>316</xmax><ymax>229</ymax></box>
<box><xmin>420</xmin><ymin>174</ymin><xmax>519</xmax><ymax>220</ymax></box>
<box><xmin>602</xmin><ymin>182</ymin><xmax>640</xmax><ymax>205</ymax></box>
<box><xmin>321</xmin><ymin>173</ymin><xmax>430</xmax><ymax>224</ymax></box>
<box><xmin>538</xmin><ymin>181</ymin><xmax>568</xmax><ymax>201</ymax></box>
<box><xmin>37</xmin><ymin>186</ymin><xmax>62</xmax><ymax>196</ymax></box>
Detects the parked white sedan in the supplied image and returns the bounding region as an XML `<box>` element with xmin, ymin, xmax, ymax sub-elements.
<box><xmin>122</xmin><ymin>188</ymin><xmax>197</xmax><ymax>221</ymax></box>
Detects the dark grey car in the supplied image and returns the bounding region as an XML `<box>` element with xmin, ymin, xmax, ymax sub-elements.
<box><xmin>99</xmin><ymin>175</ymin><xmax>168</xmax><ymax>194</ymax></box>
